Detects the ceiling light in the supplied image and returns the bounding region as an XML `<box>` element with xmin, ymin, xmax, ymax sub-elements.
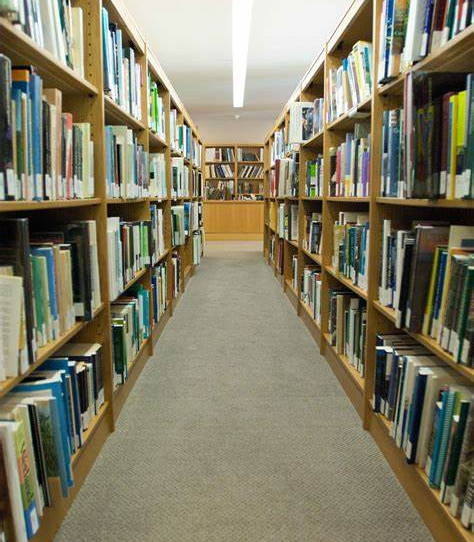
<box><xmin>232</xmin><ymin>0</ymin><xmax>253</xmax><ymax>108</ymax></box>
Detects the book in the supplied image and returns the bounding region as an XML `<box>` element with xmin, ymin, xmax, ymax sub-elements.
<box><xmin>303</xmin><ymin>212</ymin><xmax>323</xmax><ymax>255</ymax></box>
<box><xmin>205</xmin><ymin>147</ymin><xmax>235</xmax><ymax>162</ymax></box>
<box><xmin>305</xmin><ymin>155</ymin><xmax>324</xmax><ymax>198</ymax></box>
<box><xmin>289</xmin><ymin>102</ymin><xmax>314</xmax><ymax>143</ymax></box>
<box><xmin>301</xmin><ymin>265</ymin><xmax>322</xmax><ymax>323</ymax></box>
<box><xmin>151</xmin><ymin>262</ymin><xmax>168</xmax><ymax>323</ymax></box>
<box><xmin>171</xmin><ymin>206</ymin><xmax>185</xmax><ymax>246</ymax></box>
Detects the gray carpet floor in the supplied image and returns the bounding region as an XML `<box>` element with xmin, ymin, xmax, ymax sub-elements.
<box><xmin>54</xmin><ymin>241</ymin><xmax>434</xmax><ymax>542</ymax></box>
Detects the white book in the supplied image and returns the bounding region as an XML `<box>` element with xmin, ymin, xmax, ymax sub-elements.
<box><xmin>70</xmin><ymin>7</ymin><xmax>84</xmax><ymax>77</ymax></box>
<box><xmin>0</xmin><ymin>275</ymin><xmax>23</xmax><ymax>380</ymax></box>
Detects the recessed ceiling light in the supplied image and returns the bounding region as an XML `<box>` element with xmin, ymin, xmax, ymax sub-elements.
<box><xmin>232</xmin><ymin>0</ymin><xmax>253</xmax><ymax>108</ymax></box>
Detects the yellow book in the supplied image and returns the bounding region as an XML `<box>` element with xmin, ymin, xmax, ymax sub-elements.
<box><xmin>422</xmin><ymin>245</ymin><xmax>445</xmax><ymax>336</ymax></box>
<box><xmin>447</xmin><ymin>94</ymin><xmax>458</xmax><ymax>199</ymax></box>
<box><xmin>455</xmin><ymin>90</ymin><xmax>466</xmax><ymax>199</ymax></box>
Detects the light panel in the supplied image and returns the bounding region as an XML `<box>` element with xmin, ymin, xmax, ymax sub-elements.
<box><xmin>232</xmin><ymin>0</ymin><xmax>253</xmax><ymax>108</ymax></box>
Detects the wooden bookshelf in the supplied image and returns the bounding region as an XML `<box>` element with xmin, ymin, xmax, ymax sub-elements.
<box><xmin>263</xmin><ymin>1</ymin><xmax>474</xmax><ymax>541</ymax></box>
<box><xmin>0</xmin><ymin>1</ymin><xmax>203</xmax><ymax>541</ymax></box>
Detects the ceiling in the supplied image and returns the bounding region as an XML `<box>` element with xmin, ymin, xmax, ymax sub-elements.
<box><xmin>123</xmin><ymin>0</ymin><xmax>351</xmax><ymax>144</ymax></box>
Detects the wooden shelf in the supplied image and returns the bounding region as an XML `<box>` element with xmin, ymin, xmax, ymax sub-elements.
<box><xmin>376</xmin><ymin>197</ymin><xmax>474</xmax><ymax>209</ymax></box>
<box><xmin>301</xmin><ymin>247</ymin><xmax>322</xmax><ymax>265</ymax></box>
<box><xmin>104</xmin><ymin>95</ymin><xmax>145</xmax><ymax>130</ymax></box>
<box><xmin>0</xmin><ymin>198</ymin><xmax>101</xmax><ymax>212</ymax></box>
<box><xmin>302</xmin><ymin>130</ymin><xmax>324</xmax><ymax>148</ymax></box>
<box><xmin>112</xmin><ymin>267</ymin><xmax>149</xmax><ymax>301</ymax></box>
<box><xmin>0</xmin><ymin>19</ymin><xmax>98</xmax><ymax>96</ymax></box>
<box><xmin>106</xmin><ymin>197</ymin><xmax>150</xmax><ymax>204</ymax></box>
<box><xmin>323</xmin><ymin>333</ymin><xmax>365</xmax><ymax>394</ymax></box>
<box><xmin>0</xmin><ymin>304</ymin><xmax>105</xmax><ymax>399</ymax></box>
<box><xmin>149</xmin><ymin>130</ymin><xmax>168</xmax><ymax>149</ymax></box>
<box><xmin>301</xmin><ymin>196</ymin><xmax>323</xmax><ymax>202</ymax></box>
<box><xmin>373</xmin><ymin>301</ymin><xmax>474</xmax><ymax>383</ymax></box>
<box><xmin>286</xmin><ymin>239</ymin><xmax>299</xmax><ymax>249</ymax></box>
<box><xmin>71</xmin><ymin>402</ymin><xmax>109</xmax><ymax>467</ymax></box>
<box><xmin>326</xmin><ymin>196</ymin><xmax>370</xmax><ymax>203</ymax></box>
<box><xmin>326</xmin><ymin>97</ymin><xmax>372</xmax><ymax>131</ymax></box>
<box><xmin>325</xmin><ymin>266</ymin><xmax>368</xmax><ymax>300</ymax></box>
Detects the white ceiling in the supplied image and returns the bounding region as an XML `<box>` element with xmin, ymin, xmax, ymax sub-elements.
<box><xmin>123</xmin><ymin>0</ymin><xmax>351</xmax><ymax>144</ymax></box>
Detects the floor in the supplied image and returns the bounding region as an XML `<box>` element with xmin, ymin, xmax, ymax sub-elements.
<box><xmin>54</xmin><ymin>241</ymin><xmax>434</xmax><ymax>542</ymax></box>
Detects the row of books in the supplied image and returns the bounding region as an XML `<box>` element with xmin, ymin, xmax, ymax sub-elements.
<box><xmin>1</xmin><ymin>57</ymin><xmax>94</xmax><ymax>201</ymax></box>
<box><xmin>192</xmin><ymin>169</ymin><xmax>203</xmax><ymax>198</ymax></box>
<box><xmin>107</xmin><ymin>218</ymin><xmax>152</xmax><ymax>301</ymax></box>
<box><xmin>205</xmin><ymin>180</ymin><xmax>234</xmax><ymax>200</ymax></box>
<box><xmin>0</xmin><ymin>218</ymin><xmax>101</xmax><ymax>381</ymax></box>
<box><xmin>237</xmin><ymin>148</ymin><xmax>263</xmax><ymax>161</ymax></box>
<box><xmin>303</xmin><ymin>212</ymin><xmax>322</xmax><ymax>255</ymax></box>
<box><xmin>148</xmin><ymin>75</ymin><xmax>166</xmax><ymax>139</ymax></box>
<box><xmin>378</xmin><ymin>0</ymin><xmax>473</xmax><ymax>84</ymax></box>
<box><xmin>301</xmin><ymin>265</ymin><xmax>322</xmax><ymax>324</ymax></box>
<box><xmin>238</xmin><ymin>165</ymin><xmax>263</xmax><ymax>179</ymax></box>
<box><xmin>380</xmin><ymin>72</ymin><xmax>473</xmax><ymax>200</ymax></box>
<box><xmin>205</xmin><ymin>147</ymin><xmax>234</xmax><ymax>162</ymax></box>
<box><xmin>111</xmin><ymin>285</ymin><xmax>150</xmax><ymax>388</ymax></box>
<box><xmin>102</xmin><ymin>7</ymin><xmax>142</xmax><ymax>121</ymax></box>
<box><xmin>288</xmin><ymin>98</ymin><xmax>324</xmax><ymax>144</ymax></box>
<box><xmin>192</xmin><ymin>139</ymin><xmax>202</xmax><ymax>168</ymax></box>
<box><xmin>327</xmin><ymin>41</ymin><xmax>373</xmax><ymax>123</ymax></box>
<box><xmin>1</xmin><ymin>0</ymin><xmax>84</xmax><ymax>76</ymax></box>
<box><xmin>171</xmin><ymin>205</ymin><xmax>185</xmax><ymax>246</ymax></box>
<box><xmin>305</xmin><ymin>155</ymin><xmax>324</xmax><ymax>198</ymax></box>
<box><xmin>373</xmin><ymin>334</ymin><xmax>473</xmax><ymax>530</ymax></box>
<box><xmin>379</xmin><ymin>222</ymin><xmax>473</xmax><ymax>365</ymax></box>
<box><xmin>271</xmin><ymin>127</ymin><xmax>286</xmax><ymax>163</ymax></box>
<box><xmin>329</xmin><ymin>123</ymin><xmax>371</xmax><ymax>198</ymax></box>
<box><xmin>171</xmin><ymin>157</ymin><xmax>190</xmax><ymax>198</ymax></box>
<box><xmin>291</xmin><ymin>254</ymin><xmax>298</xmax><ymax>292</ymax></box>
<box><xmin>272</xmin><ymin>154</ymin><xmax>299</xmax><ymax>197</ymax></box>
<box><xmin>205</xmin><ymin>164</ymin><xmax>233</xmax><ymax>179</ymax></box>
<box><xmin>151</xmin><ymin>262</ymin><xmax>168</xmax><ymax>324</ymax></box>
<box><xmin>171</xmin><ymin>250</ymin><xmax>181</xmax><ymax>297</ymax></box>
<box><xmin>332</xmin><ymin>212</ymin><xmax>370</xmax><ymax>292</ymax></box>
<box><xmin>175</xmin><ymin>124</ymin><xmax>192</xmax><ymax>161</ymax></box>
<box><xmin>285</xmin><ymin>204</ymin><xmax>299</xmax><ymax>242</ymax></box>
<box><xmin>0</xmin><ymin>342</ymin><xmax>104</xmax><ymax>542</ymax></box>
<box><xmin>328</xmin><ymin>290</ymin><xmax>367</xmax><ymax>376</ymax></box>
<box><xmin>238</xmin><ymin>181</ymin><xmax>263</xmax><ymax>195</ymax></box>
<box><xmin>193</xmin><ymin>230</ymin><xmax>203</xmax><ymax>266</ymax></box>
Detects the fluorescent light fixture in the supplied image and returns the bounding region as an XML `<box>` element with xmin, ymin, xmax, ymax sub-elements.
<box><xmin>232</xmin><ymin>0</ymin><xmax>253</xmax><ymax>108</ymax></box>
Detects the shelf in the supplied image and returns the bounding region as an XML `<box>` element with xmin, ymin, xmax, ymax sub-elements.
<box><xmin>302</xmin><ymin>129</ymin><xmax>324</xmax><ymax>148</ymax></box>
<box><xmin>285</xmin><ymin>278</ymin><xmax>299</xmax><ymax>299</ymax></box>
<box><xmin>0</xmin><ymin>303</ymin><xmax>105</xmax><ymax>399</ymax></box>
<box><xmin>0</xmin><ymin>198</ymin><xmax>101</xmax><ymax>212</ymax></box>
<box><xmin>376</xmin><ymin>197</ymin><xmax>474</xmax><ymax>209</ymax></box>
<box><xmin>71</xmin><ymin>402</ymin><xmax>109</xmax><ymax>467</ymax></box>
<box><xmin>154</xmin><ymin>249</ymin><xmax>170</xmax><ymax>265</ymax></box>
<box><xmin>206</xmin><ymin>161</ymin><xmax>235</xmax><ymax>164</ymax></box>
<box><xmin>237</xmin><ymin>161</ymin><xmax>263</xmax><ymax>165</ymax></box>
<box><xmin>0</xmin><ymin>19</ymin><xmax>98</xmax><ymax>96</ymax></box>
<box><xmin>113</xmin><ymin>267</ymin><xmax>149</xmax><ymax>301</ymax></box>
<box><xmin>286</xmin><ymin>239</ymin><xmax>299</xmax><ymax>249</ymax></box>
<box><xmin>325</xmin><ymin>266</ymin><xmax>368</xmax><ymax>300</ymax></box>
<box><xmin>301</xmin><ymin>247</ymin><xmax>322</xmax><ymax>265</ymax></box>
<box><xmin>149</xmin><ymin>130</ymin><xmax>168</xmax><ymax>149</ymax></box>
<box><xmin>206</xmin><ymin>178</ymin><xmax>234</xmax><ymax>181</ymax></box>
<box><xmin>106</xmin><ymin>197</ymin><xmax>149</xmax><ymax>204</ymax></box>
<box><xmin>301</xmin><ymin>196</ymin><xmax>323</xmax><ymax>202</ymax></box>
<box><xmin>237</xmin><ymin>178</ymin><xmax>264</xmax><ymax>181</ymax></box>
<box><xmin>323</xmin><ymin>333</ymin><xmax>365</xmax><ymax>394</ymax></box>
<box><xmin>104</xmin><ymin>96</ymin><xmax>145</xmax><ymax>130</ymax></box>
<box><xmin>326</xmin><ymin>96</ymin><xmax>372</xmax><ymax>131</ymax></box>
<box><xmin>326</xmin><ymin>196</ymin><xmax>370</xmax><ymax>203</ymax></box>
<box><xmin>373</xmin><ymin>301</ymin><xmax>474</xmax><ymax>382</ymax></box>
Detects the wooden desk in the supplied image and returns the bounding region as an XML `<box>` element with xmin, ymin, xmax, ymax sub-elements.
<box><xmin>203</xmin><ymin>201</ymin><xmax>264</xmax><ymax>240</ymax></box>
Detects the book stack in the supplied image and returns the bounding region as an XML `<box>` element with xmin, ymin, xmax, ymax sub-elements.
<box><xmin>332</xmin><ymin>212</ymin><xmax>370</xmax><ymax>292</ymax></box>
<box><xmin>0</xmin><ymin>0</ymin><xmax>85</xmax><ymax>75</ymax></box>
<box><xmin>269</xmin><ymin>201</ymin><xmax>277</xmax><ymax>231</ymax></box>
<box><xmin>378</xmin><ymin>0</ymin><xmax>473</xmax><ymax>84</ymax></box>
<box><xmin>277</xmin><ymin>238</ymin><xmax>284</xmax><ymax>274</ymax></box>
<box><xmin>238</xmin><ymin>181</ymin><xmax>263</xmax><ymax>196</ymax></box>
<box><xmin>149</xmin><ymin>153</ymin><xmax>167</xmax><ymax>199</ymax></box>
<box><xmin>373</xmin><ymin>334</ymin><xmax>474</xmax><ymax>528</ymax></box>
<box><xmin>289</xmin><ymin>102</ymin><xmax>315</xmax><ymax>143</ymax></box>
<box><xmin>329</xmin><ymin>123</ymin><xmax>371</xmax><ymax>197</ymax></box>
<box><xmin>150</xmin><ymin>204</ymin><xmax>166</xmax><ymax>263</ymax></box>
<box><xmin>205</xmin><ymin>164</ymin><xmax>234</xmax><ymax>179</ymax></box>
<box><xmin>171</xmin><ymin>157</ymin><xmax>190</xmax><ymax>198</ymax></box>
<box><xmin>327</xmin><ymin>41</ymin><xmax>373</xmax><ymax>123</ymax></box>
<box><xmin>379</xmin><ymin>221</ymin><xmax>473</xmax><ymax>365</ymax></box>
<box><xmin>148</xmin><ymin>76</ymin><xmax>165</xmax><ymax>138</ymax></box>
<box><xmin>193</xmin><ymin>230</ymin><xmax>203</xmax><ymax>265</ymax></box>
<box><xmin>205</xmin><ymin>147</ymin><xmax>234</xmax><ymax>161</ymax></box>
<box><xmin>111</xmin><ymin>285</ymin><xmax>151</xmax><ymax>387</ymax></box>
<box><xmin>380</xmin><ymin>72</ymin><xmax>473</xmax><ymax>200</ymax></box>
<box><xmin>328</xmin><ymin>289</ymin><xmax>367</xmax><ymax>376</ymax></box>
<box><xmin>269</xmin><ymin>234</ymin><xmax>275</xmax><ymax>261</ymax></box>
<box><xmin>292</xmin><ymin>253</ymin><xmax>298</xmax><ymax>291</ymax></box>
<box><xmin>312</xmin><ymin>98</ymin><xmax>325</xmax><ymax>136</ymax></box>
<box><xmin>287</xmin><ymin>204</ymin><xmax>298</xmax><ymax>242</ymax></box>
<box><xmin>171</xmin><ymin>205</ymin><xmax>185</xmax><ymax>246</ymax></box>
<box><xmin>277</xmin><ymin>203</ymin><xmax>285</xmax><ymax>238</ymax></box>
<box><xmin>178</xmin><ymin>124</ymin><xmax>192</xmax><ymax>159</ymax></box>
<box><xmin>275</xmin><ymin>153</ymin><xmax>299</xmax><ymax>197</ymax></box>
<box><xmin>0</xmin><ymin>57</ymin><xmax>94</xmax><ymax>201</ymax></box>
<box><xmin>305</xmin><ymin>155</ymin><xmax>324</xmax><ymax>197</ymax></box>
<box><xmin>0</xmin><ymin>218</ymin><xmax>101</xmax><ymax>380</ymax></box>
<box><xmin>0</xmin><ymin>342</ymin><xmax>104</xmax><ymax>541</ymax></box>
<box><xmin>271</xmin><ymin>128</ymin><xmax>285</xmax><ymax>164</ymax></box>
<box><xmin>151</xmin><ymin>262</ymin><xmax>167</xmax><ymax>324</ymax></box>
<box><xmin>205</xmin><ymin>181</ymin><xmax>234</xmax><ymax>200</ymax></box>
<box><xmin>303</xmin><ymin>212</ymin><xmax>323</xmax><ymax>254</ymax></box>
<box><xmin>190</xmin><ymin>201</ymin><xmax>203</xmax><ymax>232</ymax></box>
<box><xmin>171</xmin><ymin>251</ymin><xmax>181</xmax><ymax>297</ymax></box>
<box><xmin>102</xmin><ymin>8</ymin><xmax>142</xmax><ymax>120</ymax></box>
<box><xmin>105</xmin><ymin>125</ymin><xmax>148</xmax><ymax>199</ymax></box>
<box><xmin>107</xmin><ymin>217</ymin><xmax>151</xmax><ymax>301</ymax></box>
<box><xmin>238</xmin><ymin>165</ymin><xmax>263</xmax><ymax>178</ymax></box>
<box><xmin>238</xmin><ymin>148</ymin><xmax>263</xmax><ymax>161</ymax></box>
<box><xmin>301</xmin><ymin>265</ymin><xmax>322</xmax><ymax>323</ymax></box>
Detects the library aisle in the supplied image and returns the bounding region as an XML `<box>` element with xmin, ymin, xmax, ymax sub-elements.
<box><xmin>54</xmin><ymin>242</ymin><xmax>433</xmax><ymax>542</ymax></box>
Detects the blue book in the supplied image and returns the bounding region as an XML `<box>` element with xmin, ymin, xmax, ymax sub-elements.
<box><xmin>374</xmin><ymin>347</ymin><xmax>387</xmax><ymax>413</ymax></box>
<box><xmin>101</xmin><ymin>8</ymin><xmax>112</xmax><ymax>93</ymax></box>
<box><xmin>383</xmin><ymin>0</ymin><xmax>394</xmax><ymax>83</ymax></box>
<box><xmin>15</xmin><ymin>372</ymin><xmax>74</xmax><ymax>490</ymax></box>
<box><xmin>406</xmin><ymin>370</ymin><xmax>429</xmax><ymax>462</ymax></box>
<box><xmin>388</xmin><ymin>110</ymin><xmax>401</xmax><ymax>197</ymax></box>
<box><xmin>429</xmin><ymin>389</ymin><xmax>456</xmax><ymax>487</ymax></box>
<box><xmin>116</xmin><ymin>29</ymin><xmax>124</xmax><ymax>106</ymax></box>
<box><xmin>29</xmin><ymin>71</ymin><xmax>43</xmax><ymax>200</ymax></box>
<box><xmin>30</xmin><ymin>246</ymin><xmax>59</xmax><ymax>338</ymax></box>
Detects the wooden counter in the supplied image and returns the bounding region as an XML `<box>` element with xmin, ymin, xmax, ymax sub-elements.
<box><xmin>203</xmin><ymin>201</ymin><xmax>264</xmax><ymax>240</ymax></box>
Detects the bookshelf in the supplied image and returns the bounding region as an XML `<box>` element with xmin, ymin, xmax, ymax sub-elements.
<box><xmin>0</xmin><ymin>0</ymin><xmax>203</xmax><ymax>540</ymax></box>
<box><xmin>204</xmin><ymin>144</ymin><xmax>264</xmax><ymax>240</ymax></box>
<box><xmin>263</xmin><ymin>1</ymin><xmax>474</xmax><ymax>541</ymax></box>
